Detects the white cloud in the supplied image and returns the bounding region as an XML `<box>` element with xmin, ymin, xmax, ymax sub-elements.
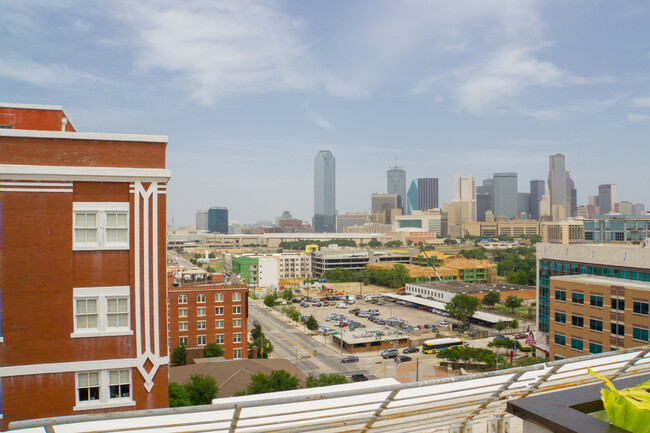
<box><xmin>631</xmin><ymin>96</ymin><xmax>650</xmax><ymax>107</ymax></box>
<box><xmin>0</xmin><ymin>59</ymin><xmax>101</xmax><ymax>86</ymax></box>
<box><xmin>305</xmin><ymin>111</ymin><xmax>334</xmax><ymax>130</ymax></box>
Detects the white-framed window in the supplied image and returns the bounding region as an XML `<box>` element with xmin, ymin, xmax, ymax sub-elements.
<box><xmin>215</xmin><ymin>307</ymin><xmax>224</xmax><ymax>315</ymax></box>
<box><xmin>75</xmin><ymin>369</ymin><xmax>134</xmax><ymax>411</ymax></box>
<box><xmin>197</xmin><ymin>307</ymin><xmax>206</xmax><ymax>317</ymax></box>
<box><xmin>233</xmin><ymin>306</ymin><xmax>241</xmax><ymax>315</ymax></box>
<box><xmin>179</xmin><ymin>336</ymin><xmax>188</xmax><ymax>345</ymax></box>
<box><xmin>233</xmin><ymin>292</ymin><xmax>241</xmax><ymax>302</ymax></box>
<box><xmin>234</xmin><ymin>333</ymin><xmax>242</xmax><ymax>343</ymax></box>
<box><xmin>197</xmin><ymin>335</ymin><xmax>206</xmax><ymax>346</ymax></box>
<box><xmin>178</xmin><ymin>295</ymin><xmax>187</xmax><ymax>304</ymax></box>
<box><xmin>72</xmin><ymin>287</ymin><xmax>131</xmax><ymax>338</ymax></box>
<box><xmin>197</xmin><ymin>294</ymin><xmax>206</xmax><ymax>303</ymax></box>
<box><xmin>215</xmin><ymin>293</ymin><xmax>224</xmax><ymax>303</ymax></box>
<box><xmin>178</xmin><ymin>308</ymin><xmax>188</xmax><ymax>317</ymax></box>
<box><xmin>179</xmin><ymin>322</ymin><xmax>188</xmax><ymax>331</ymax></box>
<box><xmin>233</xmin><ymin>348</ymin><xmax>242</xmax><ymax>359</ymax></box>
<box><xmin>233</xmin><ymin>319</ymin><xmax>242</xmax><ymax>328</ymax></box>
<box><xmin>215</xmin><ymin>320</ymin><xmax>224</xmax><ymax>329</ymax></box>
<box><xmin>216</xmin><ymin>334</ymin><xmax>224</xmax><ymax>344</ymax></box>
<box><xmin>73</xmin><ymin>202</ymin><xmax>129</xmax><ymax>251</ymax></box>
<box><xmin>197</xmin><ymin>320</ymin><xmax>206</xmax><ymax>330</ymax></box>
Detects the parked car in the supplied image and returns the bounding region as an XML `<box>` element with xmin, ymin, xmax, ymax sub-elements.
<box><xmin>341</xmin><ymin>356</ymin><xmax>359</xmax><ymax>363</ymax></box>
<box><xmin>381</xmin><ymin>348</ymin><xmax>399</xmax><ymax>359</ymax></box>
<box><xmin>438</xmin><ymin>321</ymin><xmax>449</xmax><ymax>327</ymax></box>
<box><xmin>336</xmin><ymin>303</ymin><xmax>348</xmax><ymax>309</ymax></box>
<box><xmin>493</xmin><ymin>335</ymin><xmax>511</xmax><ymax>341</ymax></box>
<box><xmin>376</xmin><ymin>319</ymin><xmax>386</xmax><ymax>325</ymax></box>
<box><xmin>350</xmin><ymin>308</ymin><xmax>360</xmax><ymax>314</ymax></box>
<box><xmin>292</xmin><ymin>298</ymin><xmax>301</xmax><ymax>303</ymax></box>
<box><xmin>397</xmin><ymin>355</ymin><xmax>412</xmax><ymax>362</ymax></box>
<box><xmin>314</xmin><ymin>302</ymin><xmax>322</xmax><ymax>307</ymax></box>
<box><xmin>351</xmin><ymin>373</ymin><xmax>368</xmax><ymax>382</ymax></box>
<box><xmin>403</xmin><ymin>346</ymin><xmax>420</xmax><ymax>354</ymax></box>
<box><xmin>253</xmin><ymin>320</ymin><xmax>261</xmax><ymax>327</ymax></box>
<box><xmin>515</xmin><ymin>333</ymin><xmax>528</xmax><ymax>340</ymax></box>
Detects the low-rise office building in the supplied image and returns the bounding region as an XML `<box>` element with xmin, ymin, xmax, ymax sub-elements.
<box><xmin>541</xmin><ymin>220</ymin><xmax>585</xmax><ymax>245</ymax></box>
<box><xmin>584</xmin><ymin>214</ymin><xmax>650</xmax><ymax>245</ymax></box>
<box><xmin>311</xmin><ymin>249</ymin><xmax>411</xmax><ymax>277</ymax></box>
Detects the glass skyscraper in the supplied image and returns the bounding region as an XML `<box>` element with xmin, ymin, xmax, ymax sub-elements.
<box><xmin>417</xmin><ymin>177</ymin><xmax>438</xmax><ymax>210</ymax></box>
<box><xmin>493</xmin><ymin>172</ymin><xmax>518</xmax><ymax>218</ymax></box>
<box><xmin>406</xmin><ymin>181</ymin><xmax>418</xmax><ymax>215</ymax></box>
<box><xmin>387</xmin><ymin>164</ymin><xmax>406</xmax><ymax>211</ymax></box>
<box><xmin>313</xmin><ymin>150</ymin><xmax>336</xmax><ymax>232</ymax></box>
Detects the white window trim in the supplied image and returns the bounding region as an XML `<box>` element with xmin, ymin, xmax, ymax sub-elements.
<box><xmin>74</xmin><ymin>369</ymin><xmax>135</xmax><ymax>411</ymax></box>
<box><xmin>71</xmin><ymin>286</ymin><xmax>133</xmax><ymax>338</ymax></box>
<box><xmin>73</xmin><ymin>202</ymin><xmax>129</xmax><ymax>251</ymax></box>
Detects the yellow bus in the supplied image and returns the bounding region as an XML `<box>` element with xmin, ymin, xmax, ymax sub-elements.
<box><xmin>422</xmin><ymin>337</ymin><xmax>464</xmax><ymax>354</ymax></box>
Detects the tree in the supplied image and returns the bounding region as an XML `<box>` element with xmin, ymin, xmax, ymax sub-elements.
<box><xmin>171</xmin><ymin>343</ymin><xmax>187</xmax><ymax>366</ymax></box>
<box><xmin>204</xmin><ymin>342</ymin><xmax>225</xmax><ymax>358</ymax></box>
<box><xmin>504</xmin><ymin>295</ymin><xmax>523</xmax><ymax>314</ymax></box>
<box><xmin>208</xmin><ymin>252</ymin><xmax>216</xmax><ymax>258</ymax></box>
<box><xmin>514</xmin><ymin>357</ymin><xmax>547</xmax><ymax>367</ymax></box>
<box><xmin>443</xmin><ymin>238</ymin><xmax>458</xmax><ymax>245</ymax></box>
<box><xmin>305</xmin><ymin>315</ymin><xmax>319</xmax><ymax>332</ymax></box>
<box><xmin>184</xmin><ymin>374</ymin><xmax>219</xmax><ymax>405</ymax></box>
<box><xmin>488</xmin><ymin>339</ymin><xmax>522</xmax><ymax>352</ymax></box>
<box><xmin>445</xmin><ymin>294</ymin><xmax>479</xmax><ymax>327</ymax></box>
<box><xmin>509</xmin><ymin>319</ymin><xmax>519</xmax><ymax>329</ymax></box>
<box><xmin>482</xmin><ymin>291</ymin><xmax>500</xmax><ymax>308</ymax></box>
<box><xmin>368</xmin><ymin>239</ymin><xmax>383</xmax><ymax>248</ymax></box>
<box><xmin>305</xmin><ymin>373</ymin><xmax>349</xmax><ymax>387</ymax></box>
<box><xmin>264</xmin><ymin>294</ymin><xmax>276</xmax><ymax>307</ymax></box>
<box><xmin>406</xmin><ymin>240</ymin><xmax>413</xmax><ymax>246</ymax></box>
<box><xmin>495</xmin><ymin>321</ymin><xmax>506</xmax><ymax>334</ymax></box>
<box><xmin>243</xmin><ymin>370</ymin><xmax>301</xmax><ymax>395</ymax></box>
<box><xmin>385</xmin><ymin>240</ymin><xmax>403</xmax><ymax>247</ymax></box>
<box><xmin>169</xmin><ymin>382</ymin><xmax>191</xmax><ymax>407</ymax></box>
<box><xmin>250</xmin><ymin>324</ymin><xmax>273</xmax><ymax>358</ymax></box>
<box><xmin>282</xmin><ymin>305</ymin><xmax>301</xmax><ymax>321</ymax></box>
<box><xmin>282</xmin><ymin>288</ymin><xmax>293</xmax><ymax>300</ymax></box>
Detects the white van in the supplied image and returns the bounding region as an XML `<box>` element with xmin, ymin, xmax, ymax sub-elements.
<box><xmin>348</xmin><ymin>295</ymin><xmax>356</xmax><ymax>304</ymax></box>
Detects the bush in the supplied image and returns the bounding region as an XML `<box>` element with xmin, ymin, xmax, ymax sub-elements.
<box><xmin>204</xmin><ymin>342</ymin><xmax>225</xmax><ymax>358</ymax></box>
<box><xmin>169</xmin><ymin>382</ymin><xmax>191</xmax><ymax>407</ymax></box>
<box><xmin>171</xmin><ymin>343</ymin><xmax>187</xmax><ymax>366</ymax></box>
<box><xmin>184</xmin><ymin>374</ymin><xmax>219</xmax><ymax>405</ymax></box>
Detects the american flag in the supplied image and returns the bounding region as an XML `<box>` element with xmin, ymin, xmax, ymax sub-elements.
<box><xmin>525</xmin><ymin>332</ymin><xmax>536</xmax><ymax>346</ymax></box>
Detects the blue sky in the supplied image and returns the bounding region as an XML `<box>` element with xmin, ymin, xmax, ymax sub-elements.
<box><xmin>2</xmin><ymin>1</ymin><xmax>650</xmax><ymax>226</ymax></box>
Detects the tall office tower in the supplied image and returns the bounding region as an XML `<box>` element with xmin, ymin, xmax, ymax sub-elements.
<box><xmin>529</xmin><ymin>180</ymin><xmax>545</xmax><ymax>220</ymax></box>
<box><xmin>314</xmin><ymin>150</ymin><xmax>336</xmax><ymax>232</ymax></box>
<box><xmin>387</xmin><ymin>163</ymin><xmax>406</xmax><ymax>211</ymax></box>
<box><xmin>567</xmin><ymin>173</ymin><xmax>577</xmax><ymax>217</ymax></box>
<box><xmin>518</xmin><ymin>192</ymin><xmax>530</xmax><ymax>218</ymax></box>
<box><xmin>406</xmin><ymin>180</ymin><xmax>418</xmax><ymax>215</ymax></box>
<box><xmin>371</xmin><ymin>193</ymin><xmax>398</xmax><ymax>224</ymax></box>
<box><xmin>493</xmin><ymin>172</ymin><xmax>518</xmax><ymax>218</ymax></box>
<box><xmin>476</xmin><ymin>178</ymin><xmax>493</xmax><ymax>222</ymax></box>
<box><xmin>417</xmin><ymin>177</ymin><xmax>439</xmax><ymax>210</ymax></box>
<box><xmin>196</xmin><ymin>209</ymin><xmax>208</xmax><ymax>230</ymax></box>
<box><xmin>598</xmin><ymin>184</ymin><xmax>617</xmax><ymax>215</ymax></box>
<box><xmin>208</xmin><ymin>206</ymin><xmax>229</xmax><ymax>234</ymax></box>
<box><xmin>548</xmin><ymin>153</ymin><xmax>575</xmax><ymax>220</ymax></box>
<box><xmin>454</xmin><ymin>174</ymin><xmax>476</xmax><ymax>221</ymax></box>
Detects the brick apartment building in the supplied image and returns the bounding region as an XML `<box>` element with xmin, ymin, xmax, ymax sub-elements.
<box><xmin>168</xmin><ymin>272</ymin><xmax>248</xmax><ymax>359</ymax></box>
<box><xmin>0</xmin><ymin>103</ymin><xmax>170</xmax><ymax>428</ymax></box>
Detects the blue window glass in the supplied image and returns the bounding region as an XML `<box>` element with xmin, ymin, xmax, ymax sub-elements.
<box><xmin>555</xmin><ymin>290</ymin><xmax>566</xmax><ymax>301</ymax></box>
<box><xmin>571</xmin><ymin>315</ymin><xmax>584</xmax><ymax>327</ymax></box>
<box><xmin>633</xmin><ymin>328</ymin><xmax>649</xmax><ymax>342</ymax></box>
<box><xmin>611</xmin><ymin>323</ymin><xmax>625</xmax><ymax>336</ymax></box>
<box><xmin>590</xmin><ymin>295</ymin><xmax>603</xmax><ymax>307</ymax></box>
<box><xmin>571</xmin><ymin>338</ymin><xmax>583</xmax><ymax>351</ymax></box>
<box><xmin>571</xmin><ymin>292</ymin><xmax>584</xmax><ymax>304</ymax></box>
<box><xmin>611</xmin><ymin>298</ymin><xmax>625</xmax><ymax>311</ymax></box>
<box><xmin>555</xmin><ymin>312</ymin><xmax>566</xmax><ymax>324</ymax></box>
<box><xmin>633</xmin><ymin>301</ymin><xmax>649</xmax><ymax>315</ymax></box>
<box><xmin>554</xmin><ymin>334</ymin><xmax>566</xmax><ymax>346</ymax></box>
<box><xmin>589</xmin><ymin>343</ymin><xmax>603</xmax><ymax>354</ymax></box>
<box><xmin>589</xmin><ymin>319</ymin><xmax>603</xmax><ymax>332</ymax></box>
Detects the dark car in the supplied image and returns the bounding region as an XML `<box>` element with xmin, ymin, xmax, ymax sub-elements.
<box><xmin>493</xmin><ymin>335</ymin><xmax>510</xmax><ymax>341</ymax></box>
<box><xmin>397</xmin><ymin>355</ymin><xmax>412</xmax><ymax>362</ymax></box>
<box><xmin>515</xmin><ymin>333</ymin><xmax>528</xmax><ymax>340</ymax></box>
<box><xmin>351</xmin><ymin>373</ymin><xmax>368</xmax><ymax>382</ymax></box>
<box><xmin>381</xmin><ymin>348</ymin><xmax>399</xmax><ymax>359</ymax></box>
<box><xmin>350</xmin><ymin>308</ymin><xmax>360</xmax><ymax>314</ymax></box>
<box><xmin>341</xmin><ymin>356</ymin><xmax>359</xmax><ymax>363</ymax></box>
<box><xmin>403</xmin><ymin>346</ymin><xmax>419</xmax><ymax>354</ymax></box>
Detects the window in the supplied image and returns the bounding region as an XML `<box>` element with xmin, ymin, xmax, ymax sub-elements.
<box><xmin>555</xmin><ymin>312</ymin><xmax>566</xmax><ymax>324</ymax></box>
<box><xmin>612</xmin><ymin>298</ymin><xmax>625</xmax><ymax>311</ymax></box>
<box><xmin>233</xmin><ymin>292</ymin><xmax>241</xmax><ymax>302</ymax></box>
<box><xmin>633</xmin><ymin>301</ymin><xmax>649</xmax><ymax>316</ymax></box>
<box><xmin>589</xmin><ymin>343</ymin><xmax>603</xmax><ymax>354</ymax></box>
<box><xmin>611</xmin><ymin>323</ymin><xmax>625</xmax><ymax>336</ymax></box>
<box><xmin>555</xmin><ymin>290</ymin><xmax>566</xmax><ymax>301</ymax></box>
<box><xmin>233</xmin><ymin>349</ymin><xmax>242</xmax><ymax>359</ymax></box>
<box><xmin>72</xmin><ymin>287</ymin><xmax>131</xmax><ymax>338</ymax></box>
<box><xmin>215</xmin><ymin>307</ymin><xmax>224</xmax><ymax>315</ymax></box>
<box><xmin>197</xmin><ymin>320</ymin><xmax>206</xmax><ymax>330</ymax></box>
<box><xmin>215</xmin><ymin>320</ymin><xmax>224</xmax><ymax>329</ymax></box>
<box><xmin>179</xmin><ymin>336</ymin><xmax>188</xmax><ymax>345</ymax></box>
<box><xmin>571</xmin><ymin>338</ymin><xmax>583</xmax><ymax>351</ymax></box>
<box><xmin>571</xmin><ymin>293</ymin><xmax>584</xmax><ymax>305</ymax></box>
<box><xmin>76</xmin><ymin>369</ymin><xmax>133</xmax><ymax>409</ymax></box>
<box><xmin>73</xmin><ymin>203</ymin><xmax>129</xmax><ymax>250</ymax></box>
<box><xmin>554</xmin><ymin>334</ymin><xmax>566</xmax><ymax>346</ymax></box>
<box><xmin>179</xmin><ymin>322</ymin><xmax>188</xmax><ymax>331</ymax></box>
<box><xmin>234</xmin><ymin>333</ymin><xmax>242</xmax><ymax>343</ymax></box>
<box><xmin>178</xmin><ymin>295</ymin><xmax>187</xmax><ymax>304</ymax></box>
<box><xmin>197</xmin><ymin>294</ymin><xmax>206</xmax><ymax>303</ymax></box>
<box><xmin>633</xmin><ymin>327</ymin><xmax>649</xmax><ymax>342</ymax></box>
<box><xmin>589</xmin><ymin>319</ymin><xmax>603</xmax><ymax>332</ymax></box>
<box><xmin>216</xmin><ymin>334</ymin><xmax>225</xmax><ymax>344</ymax></box>
<box><xmin>178</xmin><ymin>308</ymin><xmax>188</xmax><ymax>317</ymax></box>
<box><xmin>233</xmin><ymin>306</ymin><xmax>241</xmax><ymax>315</ymax></box>
<box><xmin>233</xmin><ymin>319</ymin><xmax>242</xmax><ymax>328</ymax></box>
<box><xmin>215</xmin><ymin>293</ymin><xmax>224</xmax><ymax>303</ymax></box>
<box><xmin>197</xmin><ymin>307</ymin><xmax>206</xmax><ymax>317</ymax></box>
<box><xmin>197</xmin><ymin>335</ymin><xmax>206</xmax><ymax>346</ymax></box>
<box><xmin>590</xmin><ymin>295</ymin><xmax>603</xmax><ymax>308</ymax></box>
<box><xmin>571</xmin><ymin>315</ymin><xmax>584</xmax><ymax>328</ymax></box>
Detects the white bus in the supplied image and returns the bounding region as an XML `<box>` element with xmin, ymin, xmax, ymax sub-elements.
<box><xmin>422</xmin><ymin>337</ymin><xmax>464</xmax><ymax>354</ymax></box>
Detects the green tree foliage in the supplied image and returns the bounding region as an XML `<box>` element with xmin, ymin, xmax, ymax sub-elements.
<box><xmin>495</xmin><ymin>321</ymin><xmax>506</xmax><ymax>333</ymax></box>
<box><xmin>385</xmin><ymin>240</ymin><xmax>404</xmax><ymax>247</ymax></box>
<box><xmin>491</xmin><ymin>247</ymin><xmax>536</xmax><ymax>286</ymax></box>
<box><xmin>169</xmin><ymin>382</ymin><xmax>191</xmax><ymax>407</ymax></box>
<box><xmin>504</xmin><ymin>295</ymin><xmax>524</xmax><ymax>313</ymax></box>
<box><xmin>305</xmin><ymin>373</ymin><xmax>349</xmax><ymax>387</ymax></box>
<box><xmin>443</xmin><ymin>238</ymin><xmax>458</xmax><ymax>245</ymax></box>
<box><xmin>362</xmin><ymin>264</ymin><xmax>412</xmax><ymax>289</ymax></box>
<box><xmin>482</xmin><ymin>291</ymin><xmax>501</xmax><ymax>308</ymax></box>
<box><xmin>436</xmin><ymin>346</ymin><xmax>501</xmax><ymax>366</ymax></box>
<box><xmin>445</xmin><ymin>294</ymin><xmax>479</xmax><ymax>327</ymax></box>
<box><xmin>243</xmin><ymin>370</ymin><xmax>301</xmax><ymax>395</ymax></box>
<box><xmin>509</xmin><ymin>319</ymin><xmax>519</xmax><ymax>329</ymax></box>
<box><xmin>208</xmin><ymin>252</ymin><xmax>216</xmax><ymax>258</ymax></box>
<box><xmin>282</xmin><ymin>288</ymin><xmax>293</xmax><ymax>300</ymax></box>
<box><xmin>305</xmin><ymin>315</ymin><xmax>319</xmax><ymax>331</ymax></box>
<box><xmin>282</xmin><ymin>305</ymin><xmax>301</xmax><ymax>321</ymax></box>
<box><xmin>367</xmin><ymin>239</ymin><xmax>383</xmax><ymax>247</ymax></box>
<box><xmin>322</xmin><ymin>268</ymin><xmax>363</xmax><ymax>283</ymax></box>
<box><xmin>264</xmin><ymin>294</ymin><xmax>276</xmax><ymax>307</ymax></box>
<box><xmin>488</xmin><ymin>339</ymin><xmax>523</xmax><ymax>351</ymax></box>
<box><xmin>184</xmin><ymin>374</ymin><xmax>219</xmax><ymax>405</ymax></box>
<box><xmin>514</xmin><ymin>356</ymin><xmax>547</xmax><ymax>367</ymax></box>
<box><xmin>204</xmin><ymin>342</ymin><xmax>225</xmax><ymax>358</ymax></box>
<box><xmin>171</xmin><ymin>343</ymin><xmax>187</xmax><ymax>366</ymax></box>
<box><xmin>459</xmin><ymin>248</ymin><xmax>488</xmax><ymax>260</ymax></box>
<box><xmin>250</xmin><ymin>324</ymin><xmax>274</xmax><ymax>358</ymax></box>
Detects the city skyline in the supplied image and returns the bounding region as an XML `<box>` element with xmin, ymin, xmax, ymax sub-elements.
<box><xmin>3</xmin><ymin>2</ymin><xmax>650</xmax><ymax>225</ymax></box>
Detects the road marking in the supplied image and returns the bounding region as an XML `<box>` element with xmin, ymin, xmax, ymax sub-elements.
<box><xmin>250</xmin><ymin>306</ymin><xmax>310</xmax><ymax>355</ymax></box>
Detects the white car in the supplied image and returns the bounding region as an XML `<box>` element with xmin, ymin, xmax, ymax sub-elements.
<box><xmin>336</xmin><ymin>303</ymin><xmax>348</xmax><ymax>309</ymax></box>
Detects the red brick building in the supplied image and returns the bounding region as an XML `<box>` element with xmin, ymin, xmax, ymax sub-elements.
<box><xmin>0</xmin><ymin>103</ymin><xmax>170</xmax><ymax>428</ymax></box>
<box><xmin>168</xmin><ymin>272</ymin><xmax>248</xmax><ymax>360</ymax></box>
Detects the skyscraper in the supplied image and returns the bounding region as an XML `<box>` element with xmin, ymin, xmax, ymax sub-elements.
<box><xmin>476</xmin><ymin>178</ymin><xmax>494</xmax><ymax>222</ymax></box>
<box><xmin>548</xmin><ymin>154</ymin><xmax>576</xmax><ymax>220</ymax></box>
<box><xmin>598</xmin><ymin>184</ymin><xmax>617</xmax><ymax>215</ymax></box>
<box><xmin>406</xmin><ymin>180</ymin><xmax>418</xmax><ymax>215</ymax></box>
<box><xmin>454</xmin><ymin>174</ymin><xmax>476</xmax><ymax>222</ymax></box>
<box><xmin>196</xmin><ymin>209</ymin><xmax>209</xmax><ymax>230</ymax></box>
<box><xmin>208</xmin><ymin>207</ymin><xmax>229</xmax><ymax>234</ymax></box>
<box><xmin>371</xmin><ymin>193</ymin><xmax>398</xmax><ymax>224</ymax></box>
<box><xmin>313</xmin><ymin>150</ymin><xmax>336</xmax><ymax>232</ymax></box>
<box><xmin>493</xmin><ymin>173</ymin><xmax>518</xmax><ymax>218</ymax></box>
<box><xmin>417</xmin><ymin>178</ymin><xmax>439</xmax><ymax>210</ymax></box>
<box><xmin>387</xmin><ymin>163</ymin><xmax>406</xmax><ymax>211</ymax></box>
<box><xmin>529</xmin><ymin>180</ymin><xmax>545</xmax><ymax>220</ymax></box>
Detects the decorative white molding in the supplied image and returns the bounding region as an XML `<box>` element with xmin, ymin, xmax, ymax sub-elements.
<box><xmin>0</xmin><ymin>358</ymin><xmax>136</xmax><ymax>378</ymax></box>
<box><xmin>0</xmin><ymin>128</ymin><xmax>167</xmax><ymax>143</ymax></box>
<box><xmin>74</xmin><ymin>400</ymin><xmax>136</xmax><ymax>412</ymax></box>
<box><xmin>0</xmin><ymin>164</ymin><xmax>171</xmax><ymax>183</ymax></box>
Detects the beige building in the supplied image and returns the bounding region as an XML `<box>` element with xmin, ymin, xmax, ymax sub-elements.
<box><xmin>542</xmin><ymin>220</ymin><xmax>585</xmax><ymax>244</ymax></box>
<box><xmin>463</xmin><ymin>220</ymin><xmax>540</xmax><ymax>237</ymax></box>
<box><xmin>394</xmin><ymin>210</ymin><xmax>447</xmax><ymax>235</ymax></box>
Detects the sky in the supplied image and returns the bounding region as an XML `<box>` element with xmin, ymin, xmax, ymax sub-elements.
<box><xmin>2</xmin><ymin>1</ymin><xmax>650</xmax><ymax>226</ymax></box>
